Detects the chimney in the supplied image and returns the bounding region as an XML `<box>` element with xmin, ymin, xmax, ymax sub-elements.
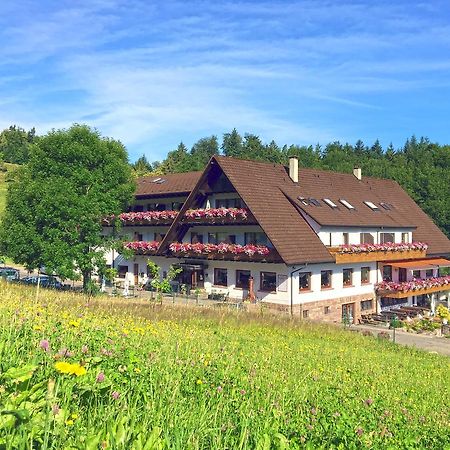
<box><xmin>289</xmin><ymin>156</ymin><xmax>299</xmax><ymax>183</ymax></box>
<box><xmin>353</xmin><ymin>166</ymin><xmax>362</xmax><ymax>180</ymax></box>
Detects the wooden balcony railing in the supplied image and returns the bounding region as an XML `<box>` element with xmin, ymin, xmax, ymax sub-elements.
<box><xmin>328</xmin><ymin>242</ymin><xmax>428</xmax><ymax>263</ymax></box>
<box><xmin>182</xmin><ymin>208</ymin><xmax>256</xmax><ymax>225</ymax></box>
<box><xmin>375</xmin><ymin>276</ymin><xmax>450</xmax><ymax>298</ymax></box>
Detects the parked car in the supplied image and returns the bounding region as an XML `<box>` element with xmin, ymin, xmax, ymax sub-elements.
<box><xmin>0</xmin><ymin>267</ymin><xmax>20</xmax><ymax>281</ymax></box>
<box><xmin>20</xmin><ymin>275</ymin><xmax>66</xmax><ymax>290</ymax></box>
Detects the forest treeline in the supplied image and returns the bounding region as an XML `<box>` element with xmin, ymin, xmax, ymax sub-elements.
<box><xmin>1</xmin><ymin>126</ymin><xmax>448</xmax><ymax>238</ymax></box>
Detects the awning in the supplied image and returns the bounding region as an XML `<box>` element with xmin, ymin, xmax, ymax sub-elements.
<box><xmin>389</xmin><ymin>258</ymin><xmax>450</xmax><ymax>270</ymax></box>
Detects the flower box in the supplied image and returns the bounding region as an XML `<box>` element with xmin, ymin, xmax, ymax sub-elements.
<box><xmin>328</xmin><ymin>242</ymin><xmax>428</xmax><ymax>263</ymax></box>
<box><xmin>103</xmin><ymin>211</ymin><xmax>178</xmax><ymax>226</ymax></box>
<box><xmin>168</xmin><ymin>242</ymin><xmax>280</xmax><ymax>262</ymax></box>
<box><xmin>376</xmin><ymin>276</ymin><xmax>450</xmax><ymax>298</ymax></box>
<box><xmin>182</xmin><ymin>208</ymin><xmax>256</xmax><ymax>225</ymax></box>
<box><xmin>123</xmin><ymin>241</ymin><xmax>160</xmax><ymax>255</ymax></box>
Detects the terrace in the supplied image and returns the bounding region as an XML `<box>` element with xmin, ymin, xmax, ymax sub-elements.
<box><xmin>328</xmin><ymin>242</ymin><xmax>428</xmax><ymax>263</ymax></box>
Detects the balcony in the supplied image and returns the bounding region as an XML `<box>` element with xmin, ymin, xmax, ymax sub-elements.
<box><xmin>182</xmin><ymin>208</ymin><xmax>257</xmax><ymax>225</ymax></box>
<box><xmin>123</xmin><ymin>241</ymin><xmax>160</xmax><ymax>255</ymax></box>
<box><xmin>168</xmin><ymin>242</ymin><xmax>281</xmax><ymax>263</ymax></box>
<box><xmin>375</xmin><ymin>276</ymin><xmax>450</xmax><ymax>298</ymax></box>
<box><xmin>103</xmin><ymin>211</ymin><xmax>178</xmax><ymax>226</ymax></box>
<box><xmin>328</xmin><ymin>242</ymin><xmax>428</xmax><ymax>263</ymax></box>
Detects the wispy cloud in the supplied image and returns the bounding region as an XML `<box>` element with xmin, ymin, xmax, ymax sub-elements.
<box><xmin>1</xmin><ymin>0</ymin><xmax>450</xmax><ymax>159</ymax></box>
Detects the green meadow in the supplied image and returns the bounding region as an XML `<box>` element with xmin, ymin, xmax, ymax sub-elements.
<box><xmin>0</xmin><ymin>284</ymin><xmax>448</xmax><ymax>449</ymax></box>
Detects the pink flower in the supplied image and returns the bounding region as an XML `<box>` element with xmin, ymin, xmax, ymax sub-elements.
<box><xmin>96</xmin><ymin>372</ymin><xmax>105</xmax><ymax>383</ymax></box>
<box><xmin>364</xmin><ymin>398</ymin><xmax>373</xmax><ymax>406</ymax></box>
<box><xmin>111</xmin><ymin>390</ymin><xmax>120</xmax><ymax>400</ymax></box>
<box><xmin>51</xmin><ymin>404</ymin><xmax>60</xmax><ymax>415</ymax></box>
<box><xmin>81</xmin><ymin>345</ymin><xmax>89</xmax><ymax>354</ymax></box>
<box><xmin>40</xmin><ymin>339</ymin><xmax>50</xmax><ymax>352</ymax></box>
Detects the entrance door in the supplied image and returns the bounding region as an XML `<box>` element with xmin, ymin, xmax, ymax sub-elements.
<box><xmin>190</xmin><ymin>269</ymin><xmax>204</xmax><ymax>288</ymax></box>
<box><xmin>342</xmin><ymin>303</ymin><xmax>355</xmax><ymax>324</ymax></box>
<box><xmin>134</xmin><ymin>263</ymin><xmax>139</xmax><ymax>286</ymax></box>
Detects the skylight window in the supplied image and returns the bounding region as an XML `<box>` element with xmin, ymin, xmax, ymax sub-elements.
<box><xmin>364</xmin><ymin>201</ymin><xmax>379</xmax><ymax>211</ymax></box>
<box><xmin>323</xmin><ymin>198</ymin><xmax>338</xmax><ymax>208</ymax></box>
<box><xmin>298</xmin><ymin>196</ymin><xmax>309</xmax><ymax>206</ymax></box>
<box><xmin>380</xmin><ymin>202</ymin><xmax>394</xmax><ymax>210</ymax></box>
<box><xmin>339</xmin><ymin>199</ymin><xmax>355</xmax><ymax>210</ymax></box>
<box><xmin>309</xmin><ymin>198</ymin><xmax>321</xmax><ymax>207</ymax></box>
<box><xmin>151</xmin><ymin>177</ymin><xmax>166</xmax><ymax>184</ymax></box>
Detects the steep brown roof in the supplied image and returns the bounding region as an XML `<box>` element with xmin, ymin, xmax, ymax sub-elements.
<box><xmin>205</xmin><ymin>156</ymin><xmax>334</xmax><ymax>264</ymax></box>
<box><xmin>153</xmin><ymin>156</ymin><xmax>450</xmax><ymax>262</ymax></box>
<box><xmin>136</xmin><ymin>171</ymin><xmax>202</xmax><ymax>198</ymax></box>
<box><xmin>279</xmin><ymin>168</ymin><xmax>450</xmax><ymax>256</ymax></box>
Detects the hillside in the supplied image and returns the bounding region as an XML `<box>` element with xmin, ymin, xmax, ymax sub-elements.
<box><xmin>0</xmin><ymin>284</ymin><xmax>448</xmax><ymax>449</ymax></box>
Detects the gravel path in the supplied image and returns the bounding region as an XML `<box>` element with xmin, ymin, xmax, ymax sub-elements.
<box><xmin>354</xmin><ymin>324</ymin><xmax>450</xmax><ymax>357</ymax></box>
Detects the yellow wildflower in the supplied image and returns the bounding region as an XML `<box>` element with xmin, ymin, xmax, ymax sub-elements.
<box><xmin>65</xmin><ymin>419</ymin><xmax>74</xmax><ymax>426</ymax></box>
<box><xmin>134</xmin><ymin>367</ymin><xmax>141</xmax><ymax>374</ymax></box>
<box><xmin>68</xmin><ymin>320</ymin><xmax>80</xmax><ymax>328</ymax></box>
<box><xmin>54</xmin><ymin>361</ymin><xmax>87</xmax><ymax>376</ymax></box>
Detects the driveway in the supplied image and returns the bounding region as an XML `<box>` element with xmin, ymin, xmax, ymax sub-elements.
<box><xmin>354</xmin><ymin>324</ymin><xmax>450</xmax><ymax>357</ymax></box>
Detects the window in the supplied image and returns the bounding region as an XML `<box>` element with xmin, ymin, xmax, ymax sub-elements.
<box><xmin>298</xmin><ymin>272</ymin><xmax>311</xmax><ymax>291</ymax></box>
<box><xmin>364</xmin><ymin>201</ymin><xmax>379</xmax><ymax>211</ymax></box>
<box><xmin>260</xmin><ymin>272</ymin><xmax>277</xmax><ymax>292</ymax></box>
<box><xmin>133</xmin><ymin>205</ymin><xmax>144</xmax><ymax>212</ymax></box>
<box><xmin>426</xmin><ymin>269</ymin><xmax>434</xmax><ymax>278</ymax></box>
<box><xmin>340</xmin><ymin>199</ymin><xmax>355</xmax><ymax>210</ymax></box>
<box><xmin>321</xmin><ymin>270</ymin><xmax>332</xmax><ymax>289</ymax></box>
<box><xmin>148</xmin><ymin>203</ymin><xmax>166</xmax><ymax>211</ymax></box>
<box><xmin>323</xmin><ymin>198</ymin><xmax>338</xmax><ymax>208</ymax></box>
<box><xmin>244</xmin><ymin>232</ymin><xmax>268</xmax><ymax>246</ymax></box>
<box><xmin>191</xmin><ymin>232</ymin><xmax>203</xmax><ymax>244</ymax></box>
<box><xmin>399</xmin><ymin>268</ymin><xmax>407</xmax><ymax>283</ymax></box>
<box><xmin>360</xmin><ymin>233</ymin><xmax>374</xmax><ymax>244</ymax></box>
<box><xmin>236</xmin><ymin>270</ymin><xmax>251</xmax><ymax>289</ymax></box>
<box><xmin>382</xmin><ymin>265</ymin><xmax>392</xmax><ymax>282</ymax></box>
<box><xmin>118</xmin><ymin>265</ymin><xmax>128</xmax><ymax>278</ymax></box>
<box><xmin>154</xmin><ymin>232</ymin><xmax>165</xmax><ymax>242</ymax></box>
<box><xmin>171</xmin><ymin>202</ymin><xmax>183</xmax><ymax>211</ymax></box>
<box><xmin>380</xmin><ymin>232</ymin><xmax>395</xmax><ymax>244</ymax></box>
<box><xmin>324</xmin><ymin>306</ymin><xmax>330</xmax><ymax>315</ymax></box>
<box><xmin>343</xmin><ymin>232</ymin><xmax>349</xmax><ymax>245</ymax></box>
<box><xmin>302</xmin><ymin>310</ymin><xmax>309</xmax><ymax>319</ymax></box>
<box><xmin>208</xmin><ymin>233</ymin><xmax>236</xmax><ymax>244</ymax></box>
<box><xmin>214</xmin><ymin>268</ymin><xmax>227</xmax><ymax>286</ymax></box>
<box><xmin>216</xmin><ymin>198</ymin><xmax>242</xmax><ymax>208</ymax></box>
<box><xmin>343</xmin><ymin>268</ymin><xmax>353</xmax><ymax>287</ymax></box>
<box><xmin>401</xmin><ymin>232</ymin><xmax>409</xmax><ymax>243</ymax></box>
<box><xmin>412</xmin><ymin>270</ymin><xmax>421</xmax><ymax>279</ymax></box>
<box><xmin>134</xmin><ymin>232</ymin><xmax>143</xmax><ymax>242</ymax></box>
<box><xmin>361</xmin><ymin>267</ymin><xmax>370</xmax><ymax>284</ymax></box>
<box><xmin>361</xmin><ymin>300</ymin><xmax>373</xmax><ymax>311</ymax></box>
<box><xmin>309</xmin><ymin>198</ymin><xmax>321</xmax><ymax>206</ymax></box>
<box><xmin>380</xmin><ymin>202</ymin><xmax>394</xmax><ymax>210</ymax></box>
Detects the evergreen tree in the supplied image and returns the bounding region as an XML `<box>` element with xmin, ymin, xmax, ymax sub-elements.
<box><xmin>190</xmin><ymin>136</ymin><xmax>218</xmax><ymax>169</ymax></box>
<box><xmin>222</xmin><ymin>129</ymin><xmax>243</xmax><ymax>157</ymax></box>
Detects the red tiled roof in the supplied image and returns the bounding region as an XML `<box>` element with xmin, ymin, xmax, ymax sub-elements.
<box><xmin>136</xmin><ymin>171</ymin><xmax>202</xmax><ymax>197</ymax></box>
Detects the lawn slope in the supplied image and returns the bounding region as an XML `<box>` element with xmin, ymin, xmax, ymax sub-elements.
<box><xmin>0</xmin><ymin>284</ymin><xmax>449</xmax><ymax>449</ymax></box>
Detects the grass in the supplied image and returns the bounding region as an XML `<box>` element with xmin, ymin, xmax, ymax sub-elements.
<box><xmin>0</xmin><ymin>283</ymin><xmax>449</xmax><ymax>449</ymax></box>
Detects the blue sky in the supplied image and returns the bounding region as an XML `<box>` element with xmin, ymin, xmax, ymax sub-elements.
<box><xmin>1</xmin><ymin>0</ymin><xmax>450</xmax><ymax>162</ymax></box>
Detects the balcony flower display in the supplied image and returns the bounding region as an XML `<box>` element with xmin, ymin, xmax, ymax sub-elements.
<box><xmin>104</xmin><ymin>210</ymin><xmax>178</xmax><ymax>225</ymax></box>
<box><xmin>123</xmin><ymin>241</ymin><xmax>160</xmax><ymax>253</ymax></box>
<box><xmin>169</xmin><ymin>242</ymin><xmax>270</xmax><ymax>256</ymax></box>
<box><xmin>375</xmin><ymin>276</ymin><xmax>450</xmax><ymax>294</ymax></box>
<box><xmin>184</xmin><ymin>208</ymin><xmax>249</xmax><ymax>221</ymax></box>
<box><xmin>337</xmin><ymin>242</ymin><xmax>428</xmax><ymax>254</ymax></box>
